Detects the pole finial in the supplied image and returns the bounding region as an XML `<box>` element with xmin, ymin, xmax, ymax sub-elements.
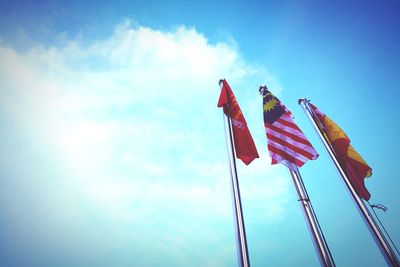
<box><xmin>298</xmin><ymin>98</ymin><xmax>309</xmax><ymax>105</ymax></box>
<box><xmin>219</xmin><ymin>79</ymin><xmax>225</xmax><ymax>85</ymax></box>
<box><xmin>259</xmin><ymin>85</ymin><xmax>268</xmax><ymax>95</ymax></box>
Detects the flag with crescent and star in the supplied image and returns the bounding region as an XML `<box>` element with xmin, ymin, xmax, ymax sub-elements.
<box><xmin>262</xmin><ymin>87</ymin><xmax>318</xmax><ymax>170</ymax></box>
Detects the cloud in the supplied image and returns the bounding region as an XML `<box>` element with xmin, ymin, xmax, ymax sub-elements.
<box><xmin>0</xmin><ymin>20</ymin><xmax>289</xmax><ymax>266</ymax></box>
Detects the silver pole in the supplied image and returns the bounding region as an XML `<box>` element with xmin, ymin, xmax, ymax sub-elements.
<box><xmin>222</xmin><ymin>110</ymin><xmax>251</xmax><ymax>267</ymax></box>
<box><xmin>289</xmin><ymin>168</ymin><xmax>336</xmax><ymax>267</ymax></box>
<box><xmin>299</xmin><ymin>99</ymin><xmax>400</xmax><ymax>267</ymax></box>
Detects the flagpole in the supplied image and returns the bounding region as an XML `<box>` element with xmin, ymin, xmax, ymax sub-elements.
<box><xmin>299</xmin><ymin>98</ymin><xmax>400</xmax><ymax>267</ymax></box>
<box><xmin>289</xmin><ymin>167</ymin><xmax>336</xmax><ymax>267</ymax></box>
<box><xmin>221</xmin><ymin>84</ymin><xmax>251</xmax><ymax>267</ymax></box>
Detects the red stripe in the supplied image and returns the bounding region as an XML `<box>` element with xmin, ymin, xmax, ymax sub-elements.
<box><xmin>275</xmin><ymin>117</ymin><xmax>301</xmax><ymax>131</ymax></box>
<box><xmin>267</xmin><ymin>134</ymin><xmax>315</xmax><ymax>159</ymax></box>
<box><xmin>268</xmin><ymin>145</ymin><xmax>305</xmax><ymax>167</ymax></box>
<box><xmin>266</xmin><ymin>123</ymin><xmax>313</xmax><ymax>147</ymax></box>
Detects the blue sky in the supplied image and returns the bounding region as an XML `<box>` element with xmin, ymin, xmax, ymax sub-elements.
<box><xmin>0</xmin><ymin>1</ymin><xmax>399</xmax><ymax>266</ymax></box>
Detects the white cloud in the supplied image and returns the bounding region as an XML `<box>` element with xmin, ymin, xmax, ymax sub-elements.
<box><xmin>0</xmin><ymin>20</ymin><xmax>289</xmax><ymax>266</ymax></box>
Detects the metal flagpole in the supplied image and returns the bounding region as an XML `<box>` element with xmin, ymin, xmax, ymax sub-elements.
<box><xmin>289</xmin><ymin>167</ymin><xmax>336</xmax><ymax>267</ymax></box>
<box><xmin>221</xmin><ymin>98</ymin><xmax>251</xmax><ymax>267</ymax></box>
<box><xmin>299</xmin><ymin>98</ymin><xmax>400</xmax><ymax>267</ymax></box>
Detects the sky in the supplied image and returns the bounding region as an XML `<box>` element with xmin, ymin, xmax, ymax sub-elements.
<box><xmin>0</xmin><ymin>0</ymin><xmax>399</xmax><ymax>266</ymax></box>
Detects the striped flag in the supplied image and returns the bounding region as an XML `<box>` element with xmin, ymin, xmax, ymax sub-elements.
<box><xmin>262</xmin><ymin>88</ymin><xmax>318</xmax><ymax>170</ymax></box>
<box><xmin>309</xmin><ymin>103</ymin><xmax>372</xmax><ymax>200</ymax></box>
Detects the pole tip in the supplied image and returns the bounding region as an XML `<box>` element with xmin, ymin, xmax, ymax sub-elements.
<box><xmin>298</xmin><ymin>98</ymin><xmax>309</xmax><ymax>105</ymax></box>
<box><xmin>219</xmin><ymin>79</ymin><xmax>225</xmax><ymax>85</ymax></box>
<box><xmin>259</xmin><ymin>85</ymin><xmax>267</xmax><ymax>94</ymax></box>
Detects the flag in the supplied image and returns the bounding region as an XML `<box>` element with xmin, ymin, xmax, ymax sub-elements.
<box><xmin>262</xmin><ymin>88</ymin><xmax>318</xmax><ymax>170</ymax></box>
<box><xmin>218</xmin><ymin>79</ymin><xmax>259</xmax><ymax>165</ymax></box>
<box><xmin>310</xmin><ymin>103</ymin><xmax>372</xmax><ymax>200</ymax></box>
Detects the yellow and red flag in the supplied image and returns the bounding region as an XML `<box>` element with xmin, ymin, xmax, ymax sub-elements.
<box><xmin>310</xmin><ymin>103</ymin><xmax>372</xmax><ymax>200</ymax></box>
<box><xmin>218</xmin><ymin>79</ymin><xmax>259</xmax><ymax>165</ymax></box>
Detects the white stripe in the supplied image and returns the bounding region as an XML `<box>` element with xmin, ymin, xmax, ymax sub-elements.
<box><xmin>273</xmin><ymin>120</ymin><xmax>306</xmax><ymax>138</ymax></box>
<box><xmin>268</xmin><ymin>140</ymin><xmax>308</xmax><ymax>162</ymax></box>
<box><xmin>278</xmin><ymin>113</ymin><xmax>296</xmax><ymax>124</ymax></box>
<box><xmin>270</xmin><ymin>154</ymin><xmax>298</xmax><ymax>171</ymax></box>
<box><xmin>265</xmin><ymin>118</ymin><xmax>307</xmax><ymax>140</ymax></box>
<box><xmin>266</xmin><ymin>128</ymin><xmax>318</xmax><ymax>156</ymax></box>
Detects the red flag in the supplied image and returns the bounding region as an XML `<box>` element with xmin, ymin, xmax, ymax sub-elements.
<box><xmin>262</xmin><ymin>88</ymin><xmax>318</xmax><ymax>170</ymax></box>
<box><xmin>310</xmin><ymin>103</ymin><xmax>372</xmax><ymax>200</ymax></box>
<box><xmin>218</xmin><ymin>79</ymin><xmax>259</xmax><ymax>165</ymax></box>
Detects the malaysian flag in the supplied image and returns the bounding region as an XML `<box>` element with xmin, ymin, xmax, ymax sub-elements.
<box><xmin>261</xmin><ymin>87</ymin><xmax>318</xmax><ymax>170</ymax></box>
